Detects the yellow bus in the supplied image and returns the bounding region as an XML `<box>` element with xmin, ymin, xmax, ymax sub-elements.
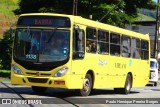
<box><xmin>11</xmin><ymin>13</ymin><xmax>150</xmax><ymax>96</ymax></box>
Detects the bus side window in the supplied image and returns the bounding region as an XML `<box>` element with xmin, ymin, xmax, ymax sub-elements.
<box><xmin>86</xmin><ymin>27</ymin><xmax>97</xmax><ymax>53</ymax></box>
<box><xmin>98</xmin><ymin>30</ymin><xmax>109</xmax><ymax>55</ymax></box>
<box><xmin>131</xmin><ymin>38</ymin><xmax>141</xmax><ymax>59</ymax></box>
<box><xmin>141</xmin><ymin>40</ymin><xmax>149</xmax><ymax>60</ymax></box>
<box><xmin>110</xmin><ymin>33</ymin><xmax>120</xmax><ymax>56</ymax></box>
<box><xmin>121</xmin><ymin>35</ymin><xmax>131</xmax><ymax>57</ymax></box>
<box><xmin>73</xmin><ymin>28</ymin><xmax>85</xmax><ymax>59</ymax></box>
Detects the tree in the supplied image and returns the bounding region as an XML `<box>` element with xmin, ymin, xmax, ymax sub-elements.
<box><xmin>14</xmin><ymin>0</ymin><xmax>156</xmax><ymax>28</ymax></box>
<box><xmin>0</xmin><ymin>30</ymin><xmax>13</xmax><ymax>70</ymax></box>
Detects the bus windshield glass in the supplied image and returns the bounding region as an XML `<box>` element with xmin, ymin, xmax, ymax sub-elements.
<box><xmin>14</xmin><ymin>28</ymin><xmax>70</xmax><ymax>62</ymax></box>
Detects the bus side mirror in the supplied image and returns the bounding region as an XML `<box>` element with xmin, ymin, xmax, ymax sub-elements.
<box><xmin>73</xmin><ymin>52</ymin><xmax>84</xmax><ymax>59</ymax></box>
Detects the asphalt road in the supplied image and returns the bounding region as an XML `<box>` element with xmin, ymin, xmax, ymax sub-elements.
<box><xmin>0</xmin><ymin>82</ymin><xmax>160</xmax><ymax>107</ymax></box>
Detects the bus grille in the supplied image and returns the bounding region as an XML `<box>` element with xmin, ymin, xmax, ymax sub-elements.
<box><xmin>27</xmin><ymin>78</ymin><xmax>48</xmax><ymax>83</ymax></box>
<box><xmin>26</xmin><ymin>72</ymin><xmax>51</xmax><ymax>76</ymax></box>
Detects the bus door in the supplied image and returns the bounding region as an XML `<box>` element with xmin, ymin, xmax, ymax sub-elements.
<box><xmin>70</xmin><ymin>25</ymin><xmax>86</xmax><ymax>89</ymax></box>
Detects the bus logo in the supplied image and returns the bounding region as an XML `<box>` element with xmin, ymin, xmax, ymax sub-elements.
<box><xmin>36</xmin><ymin>72</ymin><xmax>40</xmax><ymax>76</ymax></box>
<box><xmin>98</xmin><ymin>60</ymin><xmax>108</xmax><ymax>66</ymax></box>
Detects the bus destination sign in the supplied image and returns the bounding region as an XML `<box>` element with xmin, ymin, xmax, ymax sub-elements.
<box><xmin>17</xmin><ymin>16</ymin><xmax>71</xmax><ymax>27</ymax></box>
<box><xmin>34</xmin><ymin>19</ymin><xmax>53</xmax><ymax>25</ymax></box>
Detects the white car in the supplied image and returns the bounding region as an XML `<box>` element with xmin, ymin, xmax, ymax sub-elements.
<box><xmin>149</xmin><ymin>58</ymin><xmax>159</xmax><ymax>86</ymax></box>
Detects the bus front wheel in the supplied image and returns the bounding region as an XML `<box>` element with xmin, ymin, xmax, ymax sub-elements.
<box><xmin>75</xmin><ymin>74</ymin><xmax>92</xmax><ymax>96</ymax></box>
<box><xmin>32</xmin><ymin>86</ymin><xmax>48</xmax><ymax>94</ymax></box>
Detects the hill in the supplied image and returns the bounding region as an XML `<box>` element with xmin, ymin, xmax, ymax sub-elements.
<box><xmin>138</xmin><ymin>8</ymin><xmax>156</xmax><ymax>20</ymax></box>
<box><xmin>0</xmin><ymin>0</ymin><xmax>19</xmax><ymax>38</ymax></box>
<box><xmin>136</xmin><ymin>13</ymin><xmax>156</xmax><ymax>21</ymax></box>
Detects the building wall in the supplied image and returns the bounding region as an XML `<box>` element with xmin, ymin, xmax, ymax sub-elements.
<box><xmin>125</xmin><ymin>25</ymin><xmax>155</xmax><ymax>40</ymax></box>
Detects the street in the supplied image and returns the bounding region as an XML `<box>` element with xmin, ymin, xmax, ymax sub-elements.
<box><xmin>0</xmin><ymin>81</ymin><xmax>160</xmax><ymax>107</ymax></box>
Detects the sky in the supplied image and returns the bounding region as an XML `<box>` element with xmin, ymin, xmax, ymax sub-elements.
<box><xmin>154</xmin><ymin>0</ymin><xmax>157</xmax><ymax>2</ymax></box>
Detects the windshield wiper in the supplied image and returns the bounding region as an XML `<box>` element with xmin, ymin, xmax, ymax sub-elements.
<box><xmin>47</xmin><ymin>26</ymin><xmax>59</xmax><ymax>43</ymax></box>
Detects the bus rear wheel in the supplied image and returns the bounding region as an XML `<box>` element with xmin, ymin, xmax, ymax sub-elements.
<box><xmin>114</xmin><ymin>74</ymin><xmax>132</xmax><ymax>94</ymax></box>
<box><xmin>121</xmin><ymin>74</ymin><xmax>132</xmax><ymax>94</ymax></box>
<box><xmin>32</xmin><ymin>86</ymin><xmax>48</xmax><ymax>94</ymax></box>
<box><xmin>75</xmin><ymin>74</ymin><xmax>92</xmax><ymax>96</ymax></box>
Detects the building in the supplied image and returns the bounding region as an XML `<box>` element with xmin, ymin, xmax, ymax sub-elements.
<box><xmin>125</xmin><ymin>21</ymin><xmax>160</xmax><ymax>58</ymax></box>
<box><xmin>126</xmin><ymin>21</ymin><xmax>156</xmax><ymax>40</ymax></box>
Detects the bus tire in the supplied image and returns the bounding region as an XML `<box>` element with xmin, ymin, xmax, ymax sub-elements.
<box><xmin>121</xmin><ymin>74</ymin><xmax>132</xmax><ymax>94</ymax></box>
<box><xmin>75</xmin><ymin>74</ymin><xmax>92</xmax><ymax>96</ymax></box>
<box><xmin>32</xmin><ymin>86</ymin><xmax>48</xmax><ymax>94</ymax></box>
<box><xmin>114</xmin><ymin>88</ymin><xmax>121</xmax><ymax>94</ymax></box>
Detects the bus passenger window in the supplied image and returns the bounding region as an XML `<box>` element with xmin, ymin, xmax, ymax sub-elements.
<box><xmin>86</xmin><ymin>40</ymin><xmax>91</xmax><ymax>52</ymax></box>
<box><xmin>90</xmin><ymin>42</ymin><xmax>97</xmax><ymax>52</ymax></box>
<box><xmin>86</xmin><ymin>27</ymin><xmax>97</xmax><ymax>53</ymax></box>
<box><xmin>110</xmin><ymin>33</ymin><xmax>120</xmax><ymax>56</ymax></box>
<box><xmin>121</xmin><ymin>35</ymin><xmax>131</xmax><ymax>57</ymax></box>
<box><xmin>141</xmin><ymin>40</ymin><xmax>149</xmax><ymax>60</ymax></box>
<box><xmin>98</xmin><ymin>30</ymin><xmax>109</xmax><ymax>54</ymax></box>
<box><xmin>131</xmin><ymin>38</ymin><xmax>141</xmax><ymax>59</ymax></box>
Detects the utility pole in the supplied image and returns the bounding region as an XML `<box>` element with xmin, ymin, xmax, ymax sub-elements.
<box><xmin>154</xmin><ymin>0</ymin><xmax>160</xmax><ymax>58</ymax></box>
<box><xmin>72</xmin><ymin>0</ymin><xmax>78</xmax><ymax>15</ymax></box>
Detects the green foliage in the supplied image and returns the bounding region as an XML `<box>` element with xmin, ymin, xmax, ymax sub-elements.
<box><xmin>0</xmin><ymin>70</ymin><xmax>11</xmax><ymax>80</ymax></box>
<box><xmin>0</xmin><ymin>0</ymin><xmax>19</xmax><ymax>18</ymax></box>
<box><xmin>0</xmin><ymin>70</ymin><xmax>11</xmax><ymax>73</ymax></box>
<box><xmin>14</xmin><ymin>0</ymin><xmax>156</xmax><ymax>28</ymax></box>
<box><xmin>14</xmin><ymin>0</ymin><xmax>73</xmax><ymax>14</ymax></box>
<box><xmin>0</xmin><ymin>30</ymin><xmax>13</xmax><ymax>70</ymax></box>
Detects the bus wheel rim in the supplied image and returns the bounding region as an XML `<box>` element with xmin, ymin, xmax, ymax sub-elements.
<box><xmin>126</xmin><ymin>80</ymin><xmax>130</xmax><ymax>91</ymax></box>
<box><xmin>83</xmin><ymin>78</ymin><xmax>90</xmax><ymax>92</ymax></box>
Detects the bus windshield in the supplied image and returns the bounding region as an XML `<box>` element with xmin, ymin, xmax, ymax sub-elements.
<box><xmin>14</xmin><ymin>28</ymin><xmax>70</xmax><ymax>62</ymax></box>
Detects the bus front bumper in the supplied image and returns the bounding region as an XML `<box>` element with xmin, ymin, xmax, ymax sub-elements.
<box><xmin>11</xmin><ymin>73</ymin><xmax>70</xmax><ymax>89</ymax></box>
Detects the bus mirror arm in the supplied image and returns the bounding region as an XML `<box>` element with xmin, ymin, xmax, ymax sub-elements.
<box><xmin>73</xmin><ymin>52</ymin><xmax>84</xmax><ymax>59</ymax></box>
<box><xmin>74</xmin><ymin>24</ymin><xmax>80</xmax><ymax>34</ymax></box>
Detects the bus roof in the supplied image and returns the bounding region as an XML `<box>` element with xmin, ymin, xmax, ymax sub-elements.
<box><xmin>19</xmin><ymin>13</ymin><xmax>149</xmax><ymax>40</ymax></box>
<box><xmin>19</xmin><ymin>13</ymin><xmax>73</xmax><ymax>17</ymax></box>
<box><xmin>72</xmin><ymin>15</ymin><xmax>150</xmax><ymax>40</ymax></box>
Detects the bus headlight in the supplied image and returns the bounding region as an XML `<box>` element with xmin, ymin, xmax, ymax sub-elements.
<box><xmin>54</xmin><ymin>67</ymin><xmax>69</xmax><ymax>77</ymax></box>
<box><xmin>12</xmin><ymin>64</ymin><xmax>24</xmax><ymax>75</ymax></box>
